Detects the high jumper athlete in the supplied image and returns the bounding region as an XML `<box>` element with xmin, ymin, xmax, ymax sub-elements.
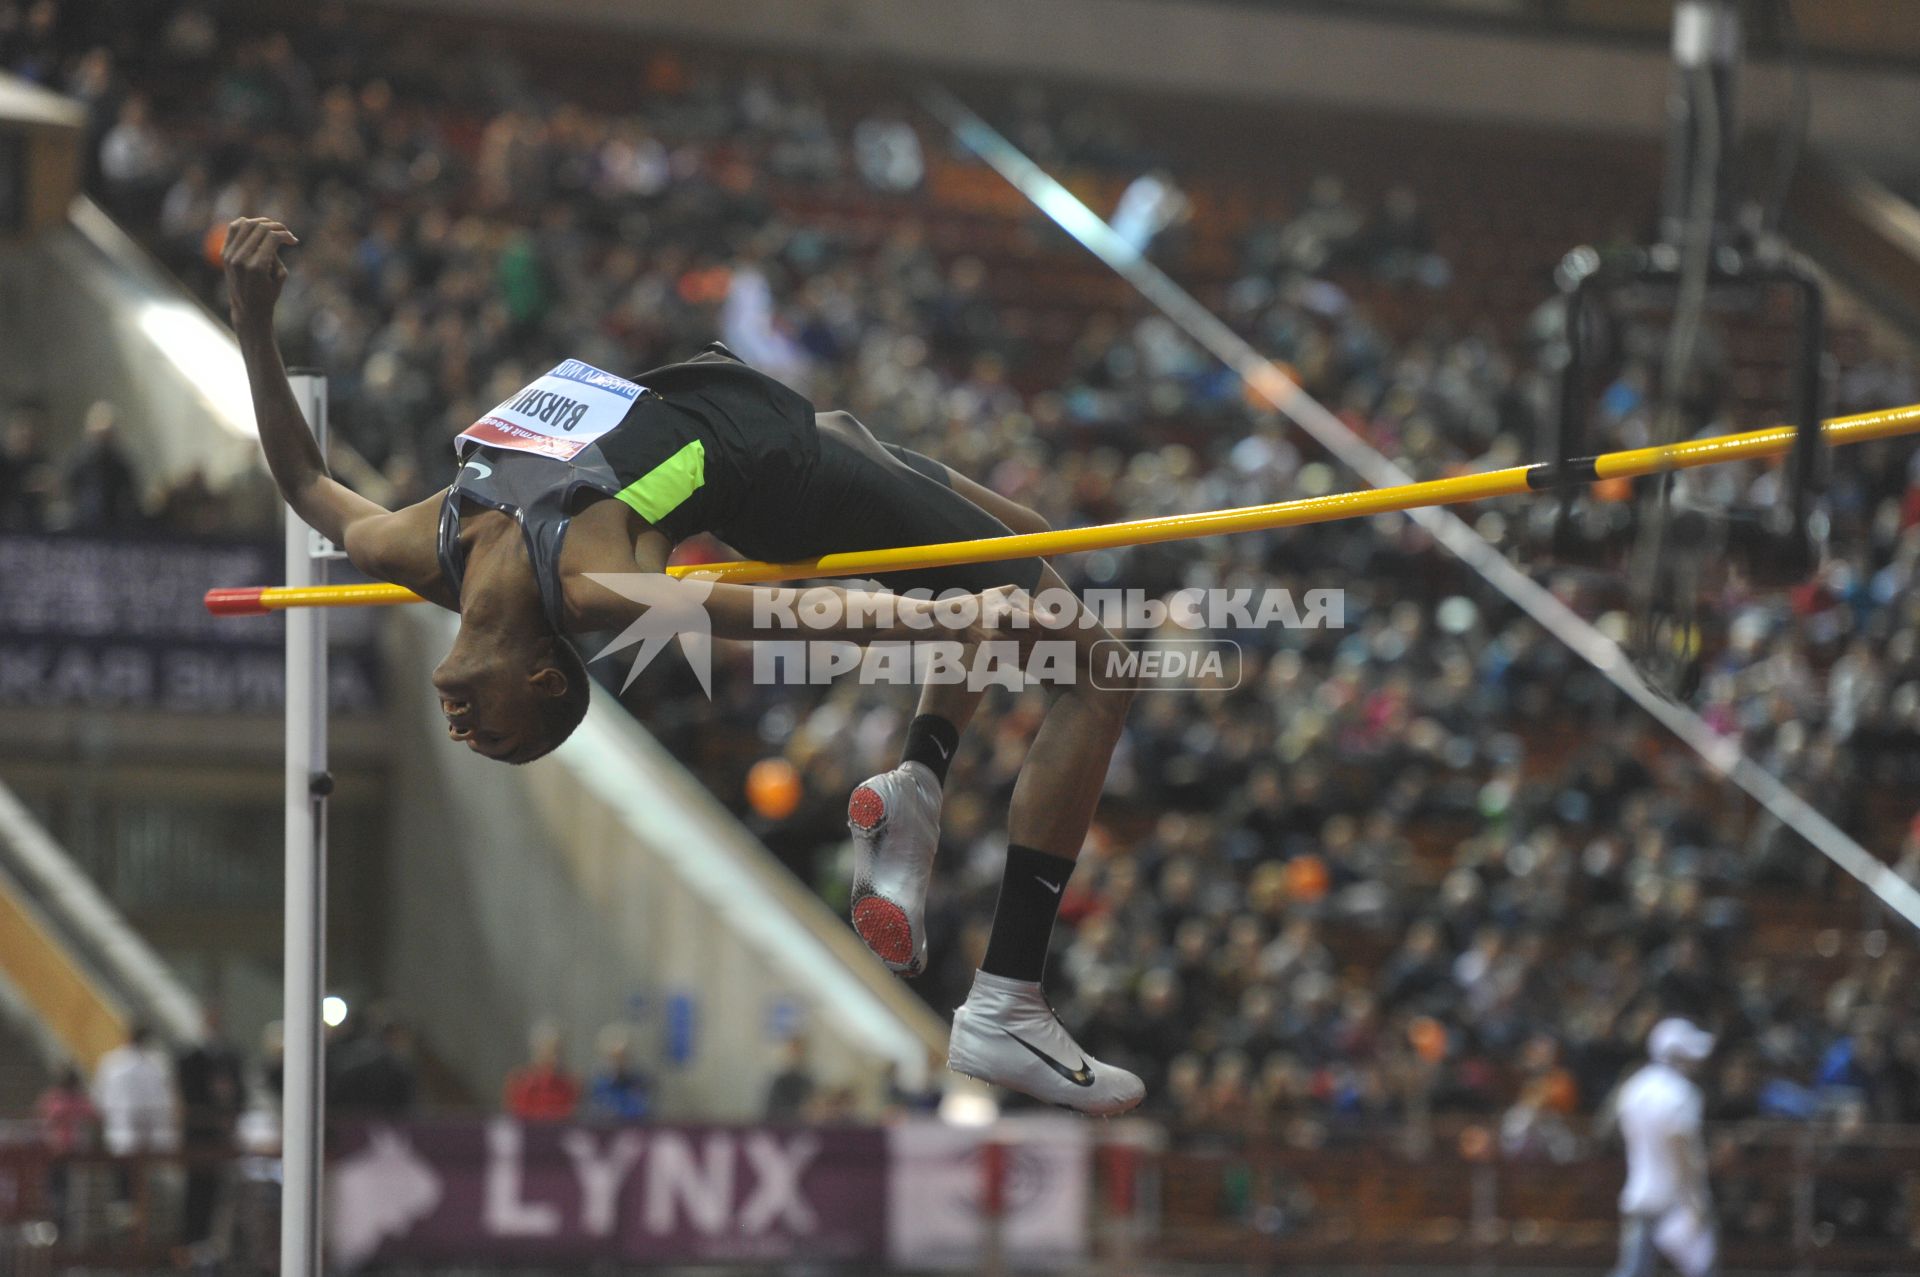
<box><xmin>226</xmin><ymin>217</ymin><xmax>1144</xmax><ymax>1114</ymax></box>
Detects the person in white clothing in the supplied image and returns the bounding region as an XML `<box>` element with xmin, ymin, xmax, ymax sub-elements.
<box><xmin>93</xmin><ymin>1024</ymin><xmax>180</xmax><ymax>1157</ymax></box>
<box><xmin>1608</xmin><ymin>1017</ymin><xmax>1718</xmax><ymax>1277</ymax></box>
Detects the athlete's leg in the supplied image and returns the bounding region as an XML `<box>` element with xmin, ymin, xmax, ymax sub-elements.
<box><xmin>874</xmin><ymin>459</ymin><xmax>1127</xmax><ymax>870</ymax></box>
<box><xmin>846</xmin><ymin>451</ymin><xmax>1060</xmax><ymax>975</ymax></box>
<box><xmin>899</xmin><ymin>457</ymin><xmax>1051</xmax><ymax>772</ymax></box>
<box><xmin>850</xmin><ymin>458</ymin><xmax>1068</xmax><ymax>971</ymax></box>
<box><xmin>810</xmin><ymin>419</ymin><xmax>1143</xmax><ymax>1110</ymax></box>
<box><xmin>946</xmin><ymin>564</ymin><xmax>1144</xmax><ymax>1115</ymax></box>
<box><xmin>894</xmin><ymin>454</ymin><xmax>1144</xmax><ymax>1111</ymax></box>
<box><xmin>1006</xmin><ymin>563</ymin><xmax>1134</xmax><ymax>855</ymax></box>
<box><xmin>876</xmin><ymin>455</ymin><xmax>1134</xmax><ymax>959</ymax></box>
<box><xmin>934</xmin><ymin>464</ymin><xmax>1053</xmax><ymax>539</ymax></box>
<box><xmin>830</xmin><ymin>429</ymin><xmax>1044</xmax><ymax>977</ymax></box>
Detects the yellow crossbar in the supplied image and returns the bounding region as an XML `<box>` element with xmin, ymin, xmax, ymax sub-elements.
<box><xmin>205</xmin><ymin>401</ymin><xmax>1920</xmax><ymax>613</ymax></box>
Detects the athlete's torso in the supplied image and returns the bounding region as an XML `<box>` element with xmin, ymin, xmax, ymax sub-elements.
<box><xmin>437</xmin><ymin>344</ymin><xmax>816</xmax><ymax>628</ymax></box>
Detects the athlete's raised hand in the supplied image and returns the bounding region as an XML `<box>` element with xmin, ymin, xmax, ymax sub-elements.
<box><xmin>223</xmin><ymin>217</ymin><xmax>300</xmax><ymax>325</ymax></box>
<box><xmin>223</xmin><ymin>214</ymin><xmax>396</xmax><ymax>556</ymax></box>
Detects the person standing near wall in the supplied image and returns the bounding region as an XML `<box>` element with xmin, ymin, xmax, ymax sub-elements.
<box><xmin>92</xmin><ymin>1023</ymin><xmax>178</xmax><ymax>1224</ymax></box>
<box><xmin>175</xmin><ymin>1008</ymin><xmax>245</xmax><ymax>1247</ymax></box>
<box><xmin>503</xmin><ymin>1023</ymin><xmax>581</xmax><ymax>1121</ymax></box>
<box><xmin>35</xmin><ymin>1065</ymin><xmax>99</xmax><ymax>1231</ymax></box>
<box><xmin>1607</xmin><ymin>1018</ymin><xmax>1718</xmax><ymax>1277</ymax></box>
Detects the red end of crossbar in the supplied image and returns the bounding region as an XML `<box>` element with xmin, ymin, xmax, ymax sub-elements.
<box><xmin>204</xmin><ymin>587</ymin><xmax>269</xmax><ymax>616</ymax></box>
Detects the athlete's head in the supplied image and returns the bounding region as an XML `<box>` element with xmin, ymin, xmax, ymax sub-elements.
<box><xmin>431</xmin><ymin>620</ymin><xmax>590</xmax><ymax>764</ymax></box>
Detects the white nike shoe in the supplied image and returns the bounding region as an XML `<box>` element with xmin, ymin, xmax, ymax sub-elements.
<box><xmin>947</xmin><ymin>970</ymin><xmax>1146</xmax><ymax>1116</ymax></box>
<box><xmin>847</xmin><ymin>761</ymin><xmax>942</xmax><ymax>976</ymax></box>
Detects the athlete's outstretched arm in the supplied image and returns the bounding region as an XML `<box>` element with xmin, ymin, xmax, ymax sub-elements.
<box><xmin>570</xmin><ymin>573</ymin><xmax>1032</xmax><ymax>649</ymax></box>
<box><xmin>224</xmin><ymin>216</ymin><xmax>389</xmax><ymax>546</ymax></box>
<box><xmin>705</xmin><ymin>582</ymin><xmax>1033</xmax><ymax>646</ymax></box>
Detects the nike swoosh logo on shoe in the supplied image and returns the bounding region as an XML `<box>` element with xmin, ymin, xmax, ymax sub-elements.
<box><xmin>1002</xmin><ymin>1029</ymin><xmax>1094</xmax><ymax>1087</ymax></box>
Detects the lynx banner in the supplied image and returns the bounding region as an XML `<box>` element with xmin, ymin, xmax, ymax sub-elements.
<box><xmin>327</xmin><ymin>1120</ymin><xmax>888</xmax><ymax>1267</ymax></box>
<box><xmin>325</xmin><ymin>1118</ymin><xmax>1091</xmax><ymax>1269</ymax></box>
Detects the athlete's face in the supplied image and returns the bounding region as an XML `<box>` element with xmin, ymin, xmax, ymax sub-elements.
<box><xmin>432</xmin><ymin>652</ymin><xmax>560</xmax><ymax>764</ymax></box>
<box><xmin>432</xmin><ymin>615</ymin><xmax>591</xmax><ymax>764</ymax></box>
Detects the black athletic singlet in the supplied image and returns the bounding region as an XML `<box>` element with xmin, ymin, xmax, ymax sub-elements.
<box><xmin>437</xmin><ymin>344</ymin><xmax>816</xmax><ymax>630</ymax></box>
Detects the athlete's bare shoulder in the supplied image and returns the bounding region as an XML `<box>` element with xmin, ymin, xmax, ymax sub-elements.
<box><xmin>343</xmin><ymin>491</ymin><xmax>458</xmax><ymax>610</ymax></box>
<box><xmin>554</xmin><ymin>497</ymin><xmax>673</xmax><ymax>632</ymax></box>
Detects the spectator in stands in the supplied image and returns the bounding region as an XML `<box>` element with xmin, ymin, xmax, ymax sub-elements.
<box><xmin>93</xmin><ymin>1022</ymin><xmax>176</xmax><ymax>1156</ymax></box>
<box><xmin>64</xmin><ymin>44</ymin><xmax>119</xmax><ymax>174</ymax></box>
<box><xmin>257</xmin><ymin>1018</ymin><xmax>284</xmax><ymax>1101</ymax></box>
<box><xmin>214</xmin><ymin>35</ymin><xmax>308</xmax><ymax>133</ymax></box>
<box><xmin>596</xmin><ymin>122</ymin><xmax>671</xmax><ymax>201</ymax></box>
<box><xmin>583</xmin><ymin>1024</ymin><xmax>652</xmax><ymax>1122</ymax></box>
<box><xmin>807</xmin><ymin>1084</ymin><xmax>860</xmax><ymax>1123</ymax></box>
<box><xmin>1362</xmin><ymin>184</ymin><xmax>1450</xmax><ymax>289</ymax></box>
<box><xmin>1500</xmin><ymin>1033</ymin><xmax>1581</xmax><ymax>1160</ymax></box>
<box><xmin>1110</xmin><ymin>168</ymin><xmax>1191</xmax><ymax>258</ymax></box>
<box><xmin>852</xmin><ymin>115</ymin><xmax>924</xmax><ymax>194</ymax></box>
<box><xmin>153</xmin><ymin>467</ymin><xmax>227</xmax><ymax>535</ymax></box>
<box><xmin>34</xmin><ymin>1063</ymin><xmax>98</xmax><ymax>1226</ymax></box>
<box><xmin>720</xmin><ymin>258</ymin><xmax>814</xmax><ymax>391</ymax></box>
<box><xmin>0</xmin><ymin>0</ymin><xmax>62</xmax><ymax>85</ymax></box>
<box><xmin>157</xmin><ymin>161</ymin><xmax>216</xmax><ymax>271</ymax></box>
<box><xmin>329</xmin><ymin>1008</ymin><xmax>419</xmax><ymax>1115</ymax></box>
<box><xmin>1275</xmin><ymin>174</ymin><xmax>1364</xmax><ymax>275</ymax></box>
<box><xmin>0</xmin><ymin>398</ymin><xmax>55</xmax><ymax>531</ymax></box>
<box><xmin>64</xmin><ymin>401</ymin><xmax>142</xmax><ymax>529</ymax></box>
<box><xmin>765</xmin><ymin>86</ymin><xmax>842</xmax><ymax>185</ymax></box>
<box><xmin>158</xmin><ymin>3</ymin><xmax>219</xmax><ymax>70</ymax></box>
<box><xmin>175</xmin><ymin>1007</ymin><xmax>245</xmax><ymax>1246</ymax></box>
<box><xmin>883</xmin><ymin>1051</ymin><xmax>946</xmax><ymax>1117</ymax></box>
<box><xmin>93</xmin><ymin>1021</ymin><xmax>177</xmax><ymax>1217</ymax></box>
<box><xmin>232</xmin><ymin>1020</ymin><xmax>287</xmax><ymax>1157</ymax></box>
<box><xmin>37</xmin><ymin>1062</ymin><xmax>98</xmax><ymax>1150</ymax></box>
<box><xmin>97</xmin><ymin>93</ymin><xmax>171</xmax><ymax>220</ymax></box>
<box><xmin>503</xmin><ymin>1023</ymin><xmax>580</xmax><ymax>1121</ymax></box>
<box><xmin>763</xmin><ymin>1033</ymin><xmax>817</xmax><ymax>1122</ymax></box>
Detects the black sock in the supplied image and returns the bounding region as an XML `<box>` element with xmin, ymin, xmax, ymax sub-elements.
<box><xmin>901</xmin><ymin>714</ymin><xmax>960</xmax><ymax>785</ymax></box>
<box><xmin>980</xmin><ymin>844</ymin><xmax>1076</xmax><ymax>983</ymax></box>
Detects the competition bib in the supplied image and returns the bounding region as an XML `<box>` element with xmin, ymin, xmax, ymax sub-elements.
<box><xmin>457</xmin><ymin>360</ymin><xmax>646</xmax><ymax>461</ymax></box>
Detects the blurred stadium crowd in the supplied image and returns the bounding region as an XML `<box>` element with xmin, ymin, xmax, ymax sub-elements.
<box><xmin>8</xmin><ymin>0</ymin><xmax>1920</xmax><ymax>1153</ymax></box>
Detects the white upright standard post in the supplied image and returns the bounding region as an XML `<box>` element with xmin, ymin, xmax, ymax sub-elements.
<box><xmin>282</xmin><ymin>372</ymin><xmax>331</xmax><ymax>1277</ymax></box>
